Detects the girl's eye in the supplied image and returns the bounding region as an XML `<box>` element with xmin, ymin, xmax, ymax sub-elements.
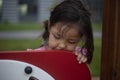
<box><xmin>68</xmin><ymin>40</ymin><xmax>76</xmax><ymax>44</ymax></box>
<box><xmin>54</xmin><ymin>34</ymin><xmax>61</xmax><ymax>39</ymax></box>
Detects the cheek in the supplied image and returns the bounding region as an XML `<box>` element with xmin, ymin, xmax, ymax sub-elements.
<box><xmin>48</xmin><ymin>34</ymin><xmax>58</xmax><ymax>48</ymax></box>
<box><xmin>66</xmin><ymin>44</ymin><xmax>77</xmax><ymax>51</ymax></box>
<box><xmin>48</xmin><ymin>41</ymin><xmax>57</xmax><ymax>48</ymax></box>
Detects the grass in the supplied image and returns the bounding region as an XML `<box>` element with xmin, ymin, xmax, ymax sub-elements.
<box><xmin>0</xmin><ymin>39</ymin><xmax>42</xmax><ymax>51</ymax></box>
<box><xmin>0</xmin><ymin>22</ymin><xmax>102</xmax><ymax>31</ymax></box>
<box><xmin>89</xmin><ymin>38</ymin><xmax>101</xmax><ymax>76</ymax></box>
<box><xmin>0</xmin><ymin>22</ymin><xmax>44</xmax><ymax>31</ymax></box>
<box><xmin>0</xmin><ymin>38</ymin><xmax>101</xmax><ymax>76</ymax></box>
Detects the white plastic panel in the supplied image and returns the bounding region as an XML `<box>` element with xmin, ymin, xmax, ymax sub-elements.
<box><xmin>0</xmin><ymin>60</ymin><xmax>55</xmax><ymax>80</ymax></box>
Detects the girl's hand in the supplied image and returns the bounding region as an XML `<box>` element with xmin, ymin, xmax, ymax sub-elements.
<box><xmin>27</xmin><ymin>48</ymin><xmax>34</xmax><ymax>51</ymax></box>
<box><xmin>74</xmin><ymin>51</ymin><xmax>87</xmax><ymax>64</ymax></box>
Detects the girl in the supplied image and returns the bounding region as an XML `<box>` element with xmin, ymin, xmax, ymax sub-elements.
<box><xmin>27</xmin><ymin>0</ymin><xmax>94</xmax><ymax>64</ymax></box>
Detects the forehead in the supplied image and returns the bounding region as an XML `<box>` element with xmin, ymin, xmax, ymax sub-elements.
<box><xmin>52</xmin><ymin>22</ymin><xmax>79</xmax><ymax>30</ymax></box>
<box><xmin>51</xmin><ymin>23</ymin><xmax>80</xmax><ymax>37</ymax></box>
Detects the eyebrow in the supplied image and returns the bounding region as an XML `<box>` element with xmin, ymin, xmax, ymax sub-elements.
<box><xmin>52</xmin><ymin>32</ymin><xmax>60</xmax><ymax>35</ymax></box>
<box><xmin>68</xmin><ymin>38</ymin><xmax>80</xmax><ymax>42</ymax></box>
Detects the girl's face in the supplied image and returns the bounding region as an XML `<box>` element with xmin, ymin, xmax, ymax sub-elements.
<box><xmin>47</xmin><ymin>23</ymin><xmax>81</xmax><ymax>52</ymax></box>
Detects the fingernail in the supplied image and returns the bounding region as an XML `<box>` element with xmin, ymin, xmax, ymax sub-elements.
<box><xmin>79</xmin><ymin>61</ymin><xmax>81</xmax><ymax>64</ymax></box>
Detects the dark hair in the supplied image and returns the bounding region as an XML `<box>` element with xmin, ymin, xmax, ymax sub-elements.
<box><xmin>42</xmin><ymin>0</ymin><xmax>94</xmax><ymax>64</ymax></box>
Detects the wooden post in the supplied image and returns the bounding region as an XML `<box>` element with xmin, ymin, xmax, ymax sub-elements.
<box><xmin>101</xmin><ymin>0</ymin><xmax>120</xmax><ymax>80</ymax></box>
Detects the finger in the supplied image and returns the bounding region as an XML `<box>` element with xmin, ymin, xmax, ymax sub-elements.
<box><xmin>78</xmin><ymin>55</ymin><xmax>84</xmax><ymax>64</ymax></box>
<box><xmin>82</xmin><ymin>57</ymin><xmax>87</xmax><ymax>63</ymax></box>
<box><xmin>77</xmin><ymin>53</ymin><xmax>82</xmax><ymax>61</ymax></box>
<box><xmin>79</xmin><ymin>56</ymin><xmax>87</xmax><ymax>63</ymax></box>
<box><xmin>78</xmin><ymin>60</ymin><xmax>82</xmax><ymax>64</ymax></box>
<box><xmin>27</xmin><ymin>49</ymin><xmax>33</xmax><ymax>51</ymax></box>
<box><xmin>74</xmin><ymin>51</ymin><xmax>78</xmax><ymax>56</ymax></box>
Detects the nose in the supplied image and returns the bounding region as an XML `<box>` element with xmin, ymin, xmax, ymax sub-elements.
<box><xmin>58</xmin><ymin>41</ymin><xmax>66</xmax><ymax>50</ymax></box>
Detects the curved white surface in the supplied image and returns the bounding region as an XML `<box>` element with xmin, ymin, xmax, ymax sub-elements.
<box><xmin>0</xmin><ymin>60</ymin><xmax>55</xmax><ymax>80</ymax></box>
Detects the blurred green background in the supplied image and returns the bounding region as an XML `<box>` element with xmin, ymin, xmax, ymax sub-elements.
<box><xmin>0</xmin><ymin>0</ymin><xmax>102</xmax><ymax>78</ymax></box>
<box><xmin>0</xmin><ymin>23</ymin><xmax>102</xmax><ymax>77</ymax></box>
